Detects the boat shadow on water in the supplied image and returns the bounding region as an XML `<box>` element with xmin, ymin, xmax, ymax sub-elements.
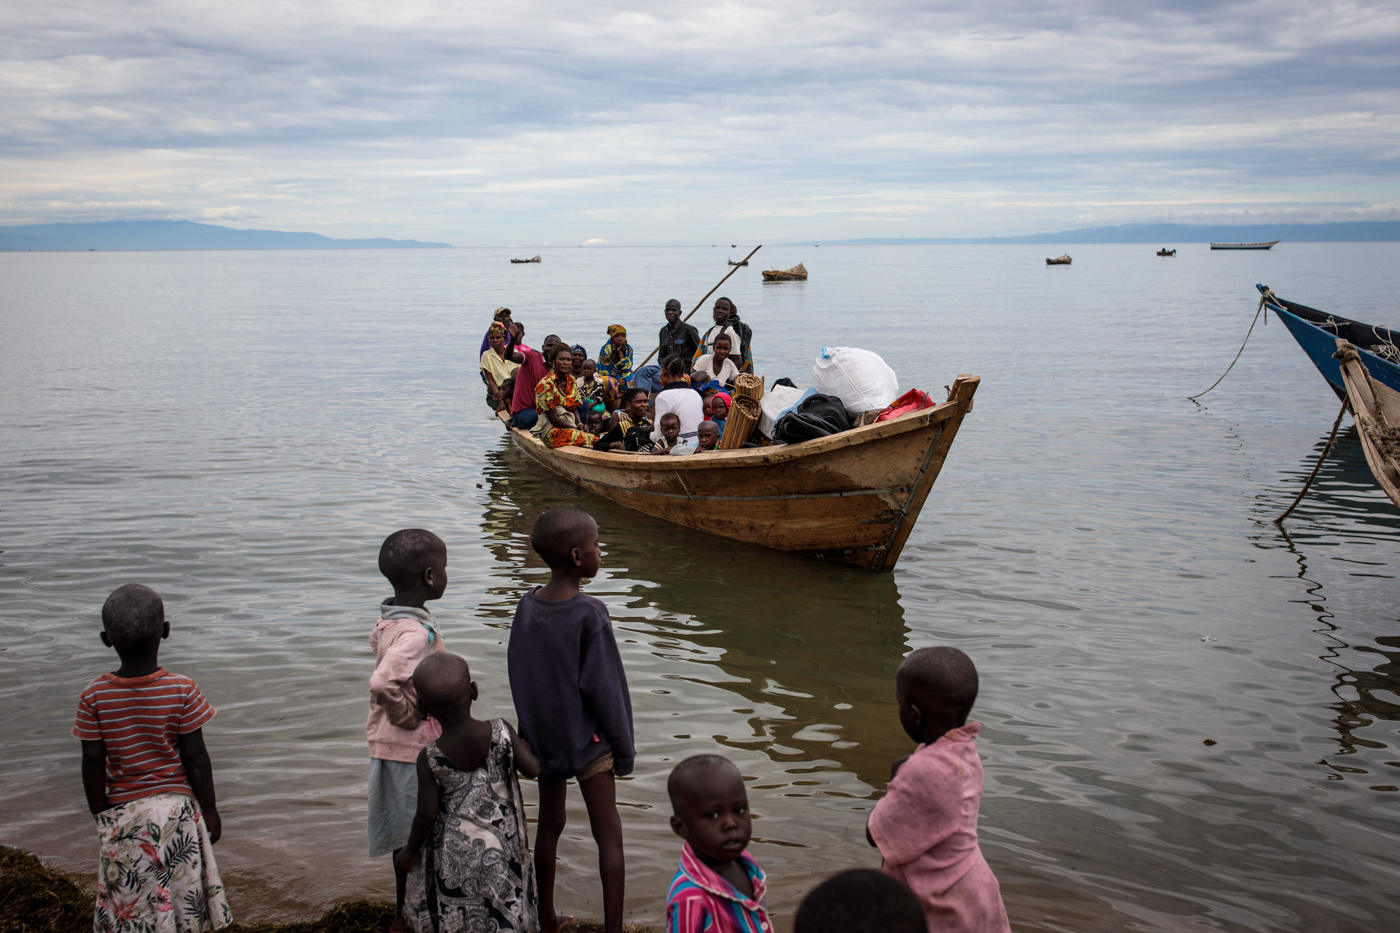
<box><xmin>475</xmin><ymin>442</ymin><xmax>916</xmax><ymax>791</ymax></box>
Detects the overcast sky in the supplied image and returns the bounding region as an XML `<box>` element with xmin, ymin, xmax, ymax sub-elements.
<box><xmin>2</xmin><ymin>0</ymin><xmax>1398</xmax><ymax>244</ymax></box>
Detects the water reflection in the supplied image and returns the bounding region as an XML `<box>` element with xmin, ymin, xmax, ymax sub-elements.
<box><xmin>477</xmin><ymin>442</ymin><xmax>914</xmax><ymax>790</ymax></box>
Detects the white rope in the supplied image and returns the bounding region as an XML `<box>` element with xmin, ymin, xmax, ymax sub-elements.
<box><xmin>1370</xmin><ymin>326</ymin><xmax>1400</xmax><ymax>362</ymax></box>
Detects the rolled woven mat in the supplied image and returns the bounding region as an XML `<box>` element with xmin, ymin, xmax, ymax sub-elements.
<box><xmin>734</xmin><ymin>373</ymin><xmax>764</xmax><ymax>401</ymax></box>
<box><xmin>720</xmin><ymin>395</ymin><xmax>762</xmax><ymax>450</ymax></box>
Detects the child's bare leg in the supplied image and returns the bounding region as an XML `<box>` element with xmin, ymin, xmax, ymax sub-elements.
<box><xmin>391</xmin><ymin>847</ymin><xmax>409</xmax><ymax>932</ymax></box>
<box><xmin>536</xmin><ymin>777</ymin><xmax>573</xmax><ymax>933</ymax></box>
<box><xmin>579</xmin><ymin>771</ymin><xmax>625</xmax><ymax>933</ymax></box>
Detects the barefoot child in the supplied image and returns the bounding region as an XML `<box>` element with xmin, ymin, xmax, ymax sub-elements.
<box><xmin>74</xmin><ymin>584</ymin><xmax>233</xmax><ymax>931</ymax></box>
<box><xmin>508</xmin><ymin>508</ymin><xmax>634</xmax><ymax>933</ymax></box>
<box><xmin>665</xmin><ymin>754</ymin><xmax>773</xmax><ymax>933</ymax></box>
<box><xmin>368</xmin><ymin>529</ymin><xmax>450</xmax><ymax>931</ymax></box>
<box><xmin>866</xmin><ymin>647</ymin><xmax>1010</xmax><ymax>933</ymax></box>
<box><xmin>396</xmin><ymin>653</ymin><xmax>542</xmax><ymax>932</ymax></box>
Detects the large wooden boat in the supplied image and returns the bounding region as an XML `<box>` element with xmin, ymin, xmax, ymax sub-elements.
<box><xmin>761</xmin><ymin>262</ymin><xmax>807</xmax><ymax>281</ymax></box>
<box><xmin>496</xmin><ymin>376</ymin><xmax>980</xmax><ymax>570</ymax></box>
<box><xmin>1211</xmin><ymin>241</ymin><xmax>1278</xmax><ymax>250</ymax></box>
<box><xmin>511</xmin><ymin>254</ymin><xmax>542</xmax><ymax>264</ymax></box>
<box><xmin>1334</xmin><ymin>340</ymin><xmax>1400</xmax><ymax>511</ymax></box>
<box><xmin>1257</xmin><ymin>285</ymin><xmax>1400</xmax><ymax>399</ymax></box>
<box><xmin>1045</xmin><ymin>254</ymin><xmax>1071</xmax><ymax>265</ymax></box>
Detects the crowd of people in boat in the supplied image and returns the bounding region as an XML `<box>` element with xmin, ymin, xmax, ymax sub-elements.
<box><xmin>477</xmin><ymin>298</ymin><xmax>753</xmax><ymax>454</ymax></box>
<box><xmin>74</xmin><ymin>514</ymin><xmax>1011</xmax><ymax>933</ymax></box>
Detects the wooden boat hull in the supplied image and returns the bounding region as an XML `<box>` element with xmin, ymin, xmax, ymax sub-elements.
<box><xmin>762</xmin><ymin>271</ymin><xmax>806</xmax><ymax>280</ymax></box>
<box><xmin>727</xmin><ymin>260</ymin><xmax>749</xmax><ymax>266</ymax></box>
<box><xmin>1156</xmin><ymin>249</ymin><xmax>1176</xmax><ymax>256</ymax></box>
<box><xmin>1045</xmin><ymin>257</ymin><xmax>1071</xmax><ymax>265</ymax></box>
<box><xmin>1334</xmin><ymin>340</ymin><xmax>1400</xmax><ymax>511</ymax></box>
<box><xmin>1258</xmin><ymin>285</ymin><xmax>1400</xmax><ymax>399</ymax></box>
<box><xmin>1211</xmin><ymin>241</ymin><xmax>1279</xmax><ymax>250</ymax></box>
<box><xmin>498</xmin><ymin>376</ymin><xmax>980</xmax><ymax>570</ymax></box>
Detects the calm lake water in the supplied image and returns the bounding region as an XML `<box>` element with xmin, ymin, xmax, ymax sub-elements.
<box><xmin>1</xmin><ymin>243</ymin><xmax>1398</xmax><ymax>930</ymax></box>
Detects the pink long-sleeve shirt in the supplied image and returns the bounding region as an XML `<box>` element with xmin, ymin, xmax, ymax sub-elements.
<box><xmin>868</xmin><ymin>722</ymin><xmax>1011</xmax><ymax>933</ymax></box>
<box><xmin>367</xmin><ymin>602</ymin><xmax>444</xmax><ymax>762</ymax></box>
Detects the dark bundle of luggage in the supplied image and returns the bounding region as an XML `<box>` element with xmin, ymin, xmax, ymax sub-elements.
<box><xmin>772</xmin><ymin>394</ymin><xmax>852</xmax><ymax>444</ymax></box>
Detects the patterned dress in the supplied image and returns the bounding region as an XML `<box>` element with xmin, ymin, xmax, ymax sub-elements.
<box><xmin>596</xmin><ymin>341</ymin><xmax>634</xmax><ymax>384</ymax></box>
<box><xmin>534</xmin><ymin>372</ymin><xmax>597</xmax><ymax>449</ymax></box>
<box><xmin>404</xmin><ymin>721</ymin><xmax>539</xmax><ymax>933</ymax></box>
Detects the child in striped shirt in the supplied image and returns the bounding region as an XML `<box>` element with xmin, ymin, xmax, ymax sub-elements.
<box><xmin>665</xmin><ymin>755</ymin><xmax>773</xmax><ymax>933</ymax></box>
<box><xmin>74</xmin><ymin>583</ymin><xmax>232</xmax><ymax>931</ymax></box>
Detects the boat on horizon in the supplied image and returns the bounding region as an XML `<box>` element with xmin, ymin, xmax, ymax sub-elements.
<box><xmin>510</xmin><ymin>254</ymin><xmax>542</xmax><ymax>264</ymax></box>
<box><xmin>727</xmin><ymin>259</ymin><xmax>749</xmax><ymax>266</ymax></box>
<box><xmin>1257</xmin><ymin>285</ymin><xmax>1400</xmax><ymax>400</ymax></box>
<box><xmin>1046</xmin><ymin>254</ymin><xmax>1072</xmax><ymax>265</ymax></box>
<box><xmin>494</xmin><ymin>376</ymin><xmax>980</xmax><ymax>571</ymax></box>
<box><xmin>1211</xmin><ymin>241</ymin><xmax>1279</xmax><ymax>250</ymax></box>
<box><xmin>1157</xmin><ymin>248</ymin><xmax>1176</xmax><ymax>256</ymax></box>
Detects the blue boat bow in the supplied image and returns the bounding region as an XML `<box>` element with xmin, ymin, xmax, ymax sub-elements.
<box><xmin>1257</xmin><ymin>284</ymin><xmax>1400</xmax><ymax>399</ymax></box>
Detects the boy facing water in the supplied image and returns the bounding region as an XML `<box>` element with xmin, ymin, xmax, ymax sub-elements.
<box><xmin>74</xmin><ymin>584</ymin><xmax>233</xmax><ymax>931</ymax></box>
<box><xmin>866</xmin><ymin>647</ymin><xmax>1010</xmax><ymax>933</ymax></box>
<box><xmin>508</xmin><ymin>508</ymin><xmax>634</xmax><ymax>933</ymax></box>
<box><xmin>368</xmin><ymin>529</ymin><xmax>449</xmax><ymax>931</ymax></box>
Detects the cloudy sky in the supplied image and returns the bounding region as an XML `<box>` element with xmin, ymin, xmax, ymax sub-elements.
<box><xmin>3</xmin><ymin>0</ymin><xmax>1398</xmax><ymax>244</ymax></box>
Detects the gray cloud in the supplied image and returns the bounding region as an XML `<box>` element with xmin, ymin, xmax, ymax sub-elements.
<box><xmin>2</xmin><ymin>0</ymin><xmax>1397</xmax><ymax>240</ymax></box>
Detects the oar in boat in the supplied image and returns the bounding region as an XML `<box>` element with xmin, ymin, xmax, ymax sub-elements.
<box><xmin>634</xmin><ymin>244</ymin><xmax>763</xmax><ymax>370</ymax></box>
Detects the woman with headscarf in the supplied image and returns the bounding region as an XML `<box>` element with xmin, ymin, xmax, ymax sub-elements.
<box><xmin>597</xmin><ymin>324</ymin><xmax>634</xmax><ymax>384</ymax></box>
<box><xmin>479</xmin><ymin>322</ymin><xmax>524</xmax><ymax>410</ymax></box>
<box><xmin>533</xmin><ymin>343</ymin><xmax>598</xmax><ymax>449</ymax></box>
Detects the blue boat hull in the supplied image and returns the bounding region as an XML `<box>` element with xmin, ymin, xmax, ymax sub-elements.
<box><xmin>1257</xmin><ymin>285</ymin><xmax>1400</xmax><ymax>399</ymax></box>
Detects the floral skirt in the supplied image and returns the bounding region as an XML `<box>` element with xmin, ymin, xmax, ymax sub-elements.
<box><xmin>544</xmin><ymin>427</ymin><xmax>597</xmax><ymax>449</ymax></box>
<box><xmin>94</xmin><ymin>793</ymin><xmax>232</xmax><ymax>932</ymax></box>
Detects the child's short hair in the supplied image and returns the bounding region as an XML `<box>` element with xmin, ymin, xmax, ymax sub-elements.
<box><xmin>530</xmin><ymin>508</ymin><xmax>597</xmax><ymax>568</ymax></box>
<box><xmin>101</xmin><ymin>584</ymin><xmax>165</xmax><ymax>652</ymax></box>
<box><xmin>378</xmin><ymin>529</ymin><xmax>446</xmax><ymax>591</ymax></box>
<box><xmin>898</xmin><ymin>646</ymin><xmax>979</xmax><ymax>722</ymax></box>
<box><xmin>714</xmin><ymin>334</ymin><xmax>731</xmax><ymax>347</ymax></box>
<box><xmin>622</xmin><ymin>387</ymin><xmax>648</xmax><ymax>405</ymax></box>
<box><xmin>794</xmin><ymin>869</ymin><xmax>925</xmax><ymax>933</ymax></box>
<box><xmin>666</xmin><ymin>754</ymin><xmax>739</xmax><ymax>810</ymax></box>
<box><xmin>660</xmin><ymin>412</ymin><xmax>681</xmax><ymax>427</ymax></box>
<box><xmin>698</xmin><ymin>421</ymin><xmax>718</xmax><ymax>434</ymax></box>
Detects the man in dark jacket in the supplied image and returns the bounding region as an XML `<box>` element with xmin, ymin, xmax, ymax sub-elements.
<box><xmin>634</xmin><ymin>298</ymin><xmax>700</xmax><ymax>395</ymax></box>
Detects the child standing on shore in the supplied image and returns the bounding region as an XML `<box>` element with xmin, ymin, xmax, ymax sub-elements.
<box><xmin>665</xmin><ymin>754</ymin><xmax>773</xmax><ymax>933</ymax></box>
<box><xmin>508</xmin><ymin>508</ymin><xmax>634</xmax><ymax>933</ymax></box>
<box><xmin>396</xmin><ymin>653</ymin><xmax>542</xmax><ymax>933</ymax></box>
<box><xmin>74</xmin><ymin>584</ymin><xmax>233</xmax><ymax>931</ymax></box>
<box><xmin>866</xmin><ymin>647</ymin><xmax>1010</xmax><ymax>933</ymax></box>
<box><xmin>368</xmin><ymin>529</ymin><xmax>449</xmax><ymax>932</ymax></box>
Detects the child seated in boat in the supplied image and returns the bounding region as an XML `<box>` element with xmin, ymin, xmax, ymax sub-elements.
<box><xmin>692</xmin><ymin>335</ymin><xmax>740</xmax><ymax>389</ymax></box>
<box><xmin>665</xmin><ymin>755</ymin><xmax>772</xmax><ymax>933</ymax></box>
<box><xmin>707</xmin><ymin>394</ymin><xmax>729</xmax><ymax>434</ymax></box>
<box><xmin>396</xmin><ymin>653</ymin><xmax>541</xmax><ymax>932</ymax></box>
<box><xmin>694</xmin><ymin>421</ymin><xmax>720</xmax><ymax>452</ymax></box>
<box><xmin>652</xmin><ymin>412</ymin><xmax>682</xmax><ymax>455</ymax></box>
<box><xmin>866</xmin><ymin>647</ymin><xmax>1010</xmax><ymax>933</ymax></box>
<box><xmin>585</xmin><ymin>405</ymin><xmax>609</xmax><ymax>437</ymax></box>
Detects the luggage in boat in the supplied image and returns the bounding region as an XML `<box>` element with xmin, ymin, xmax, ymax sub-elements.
<box><xmin>813</xmin><ymin>347</ymin><xmax>898</xmax><ymax>416</ymax></box>
<box><xmin>876</xmin><ymin>388</ymin><xmax>936</xmax><ymax>423</ymax></box>
<box><xmin>773</xmin><ymin>393</ymin><xmax>853</xmax><ymax>443</ymax></box>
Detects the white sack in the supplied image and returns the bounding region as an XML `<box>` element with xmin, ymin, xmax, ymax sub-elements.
<box><xmin>812</xmin><ymin>347</ymin><xmax>898</xmax><ymax>416</ymax></box>
<box><xmin>758</xmin><ymin>384</ymin><xmax>808</xmax><ymax>437</ymax></box>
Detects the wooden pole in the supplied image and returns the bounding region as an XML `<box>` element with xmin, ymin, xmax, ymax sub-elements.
<box><xmin>635</xmin><ymin>244</ymin><xmax>763</xmax><ymax>370</ymax></box>
<box><xmin>1275</xmin><ymin>397</ymin><xmax>1349</xmax><ymax>524</ymax></box>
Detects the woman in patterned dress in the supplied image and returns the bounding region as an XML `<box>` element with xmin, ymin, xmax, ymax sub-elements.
<box><xmin>597</xmin><ymin>324</ymin><xmax>634</xmax><ymax>384</ymax></box>
<box><xmin>535</xmin><ymin>343</ymin><xmax>598</xmax><ymax>449</ymax></box>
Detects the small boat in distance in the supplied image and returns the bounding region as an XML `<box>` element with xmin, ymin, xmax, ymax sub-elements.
<box><xmin>1257</xmin><ymin>285</ymin><xmax>1400</xmax><ymax>400</ymax></box>
<box><xmin>1210</xmin><ymin>241</ymin><xmax>1279</xmax><ymax>250</ymax></box>
<box><xmin>727</xmin><ymin>259</ymin><xmax>749</xmax><ymax>266</ymax></box>
<box><xmin>510</xmin><ymin>254</ymin><xmax>542</xmax><ymax>264</ymax></box>
<box><xmin>1046</xmin><ymin>254</ymin><xmax>1072</xmax><ymax>265</ymax></box>
<box><xmin>1157</xmin><ymin>248</ymin><xmax>1176</xmax><ymax>256</ymax></box>
<box><xmin>762</xmin><ymin>262</ymin><xmax>808</xmax><ymax>281</ymax></box>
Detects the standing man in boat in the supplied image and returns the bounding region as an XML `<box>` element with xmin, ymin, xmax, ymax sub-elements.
<box><xmin>633</xmin><ymin>299</ymin><xmax>700</xmax><ymax>397</ymax></box>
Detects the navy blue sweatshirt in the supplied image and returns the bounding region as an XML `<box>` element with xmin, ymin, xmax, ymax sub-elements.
<box><xmin>507</xmin><ymin>589</ymin><xmax>635</xmax><ymax>779</ymax></box>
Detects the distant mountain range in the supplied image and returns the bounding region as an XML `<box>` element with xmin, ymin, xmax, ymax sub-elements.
<box><xmin>0</xmin><ymin>220</ymin><xmax>452</xmax><ymax>251</ymax></box>
<box><xmin>792</xmin><ymin>221</ymin><xmax>1400</xmax><ymax>246</ymax></box>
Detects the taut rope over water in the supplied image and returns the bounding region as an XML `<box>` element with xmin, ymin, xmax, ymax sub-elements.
<box><xmin>1188</xmin><ymin>288</ymin><xmax>1274</xmax><ymax>401</ymax></box>
<box><xmin>1275</xmin><ymin>396</ymin><xmax>1350</xmax><ymax>524</ymax></box>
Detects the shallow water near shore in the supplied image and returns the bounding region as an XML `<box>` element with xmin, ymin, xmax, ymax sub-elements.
<box><xmin>2</xmin><ymin>242</ymin><xmax>1398</xmax><ymax>930</ymax></box>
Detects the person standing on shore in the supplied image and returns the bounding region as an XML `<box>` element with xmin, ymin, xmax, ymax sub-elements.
<box><xmin>508</xmin><ymin>508</ymin><xmax>634</xmax><ymax>933</ymax></box>
<box><xmin>367</xmin><ymin>529</ymin><xmax>450</xmax><ymax>933</ymax></box>
<box><xmin>74</xmin><ymin>583</ymin><xmax>233</xmax><ymax>932</ymax></box>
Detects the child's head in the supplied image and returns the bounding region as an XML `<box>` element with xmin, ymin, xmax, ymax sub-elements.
<box><xmin>412</xmin><ymin>652</ymin><xmax>476</xmax><ymax>722</ymax></box>
<box><xmin>713</xmin><ymin>334</ymin><xmax>732</xmax><ymax>364</ymax></box>
<box><xmin>895</xmin><ymin>646</ymin><xmax>978</xmax><ymax>744</ymax></box>
<box><xmin>530</xmin><ymin>508</ymin><xmax>601</xmax><ymax>576</ymax></box>
<box><xmin>659</xmin><ymin>412</ymin><xmax>681</xmax><ymax>443</ymax></box>
<box><xmin>582</xmin><ymin>359</ymin><xmax>598</xmax><ymax>380</ymax></box>
<box><xmin>100</xmin><ymin>584</ymin><xmax>168</xmax><ymax>657</ymax></box>
<box><xmin>794</xmin><ymin>869</ymin><xmax>925</xmax><ymax>933</ymax></box>
<box><xmin>709</xmin><ymin>394</ymin><xmax>730</xmax><ymax>422</ymax></box>
<box><xmin>623</xmin><ymin>387</ymin><xmax>649</xmax><ymax>420</ymax></box>
<box><xmin>667</xmin><ymin>754</ymin><xmax>750</xmax><ymax>863</ymax></box>
<box><xmin>586</xmin><ymin>406</ymin><xmax>607</xmax><ymax>433</ymax></box>
<box><xmin>378</xmin><ymin>529</ymin><xmax>448</xmax><ymax>602</ymax></box>
<box><xmin>696</xmin><ymin>420</ymin><xmax>720</xmax><ymax>450</ymax></box>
